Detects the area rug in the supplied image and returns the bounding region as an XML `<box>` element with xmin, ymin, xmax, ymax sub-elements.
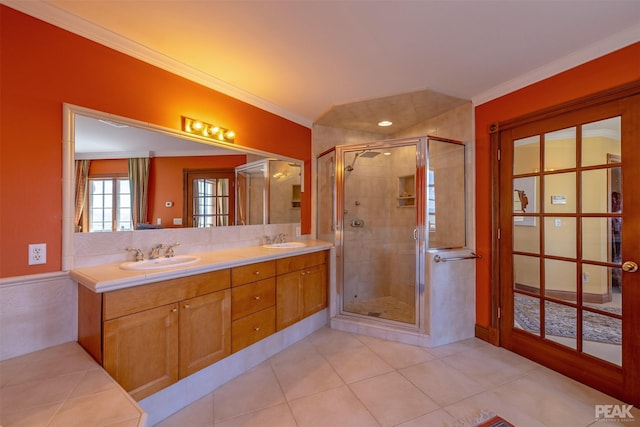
<box><xmin>514</xmin><ymin>294</ymin><xmax>621</xmax><ymax>345</ymax></box>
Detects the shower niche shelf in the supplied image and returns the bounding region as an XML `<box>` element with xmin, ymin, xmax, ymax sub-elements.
<box><xmin>397</xmin><ymin>175</ymin><xmax>415</xmax><ymax>207</ymax></box>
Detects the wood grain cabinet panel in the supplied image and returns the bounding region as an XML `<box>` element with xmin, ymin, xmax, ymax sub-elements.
<box><xmin>231</xmin><ymin>278</ymin><xmax>276</xmax><ymax>321</ymax></box>
<box><xmin>302</xmin><ymin>264</ymin><xmax>328</xmax><ymax>317</ymax></box>
<box><xmin>103</xmin><ymin>303</ymin><xmax>179</xmax><ymax>401</ymax></box>
<box><xmin>179</xmin><ymin>289</ymin><xmax>231</xmax><ymax>377</ymax></box>
<box><xmin>78</xmin><ymin>249</ymin><xmax>329</xmax><ymax>400</ymax></box>
<box><xmin>231</xmin><ymin>306</ymin><xmax>276</xmax><ymax>352</ymax></box>
<box><xmin>232</xmin><ymin>261</ymin><xmax>276</xmax><ymax>287</ymax></box>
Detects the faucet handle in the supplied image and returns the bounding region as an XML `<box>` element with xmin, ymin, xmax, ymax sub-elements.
<box><xmin>263</xmin><ymin>235</ymin><xmax>273</xmax><ymax>245</ymax></box>
<box><xmin>165</xmin><ymin>242</ymin><xmax>180</xmax><ymax>258</ymax></box>
<box><xmin>126</xmin><ymin>247</ymin><xmax>144</xmax><ymax>262</ymax></box>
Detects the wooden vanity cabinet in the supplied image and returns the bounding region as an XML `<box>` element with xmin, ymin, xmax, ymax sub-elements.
<box><xmin>276</xmin><ymin>251</ymin><xmax>328</xmax><ymax>330</ymax></box>
<box><xmin>231</xmin><ymin>262</ymin><xmax>277</xmax><ymax>352</ymax></box>
<box><xmin>77</xmin><ymin>249</ymin><xmax>329</xmax><ymax>400</ymax></box>
<box><xmin>79</xmin><ymin>269</ymin><xmax>231</xmax><ymax>401</ymax></box>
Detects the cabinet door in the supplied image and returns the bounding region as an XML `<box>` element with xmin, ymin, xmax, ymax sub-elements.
<box><xmin>103</xmin><ymin>303</ymin><xmax>179</xmax><ymax>401</ymax></box>
<box><xmin>276</xmin><ymin>272</ymin><xmax>303</xmax><ymax>330</ymax></box>
<box><xmin>179</xmin><ymin>289</ymin><xmax>231</xmax><ymax>378</ymax></box>
<box><xmin>302</xmin><ymin>264</ymin><xmax>327</xmax><ymax>317</ymax></box>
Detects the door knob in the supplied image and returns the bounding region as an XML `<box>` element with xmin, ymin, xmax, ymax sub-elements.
<box><xmin>622</xmin><ymin>261</ymin><xmax>638</xmax><ymax>273</ymax></box>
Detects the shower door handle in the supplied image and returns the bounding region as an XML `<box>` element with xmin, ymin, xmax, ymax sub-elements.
<box><xmin>413</xmin><ymin>228</ymin><xmax>418</xmax><ymax>240</ymax></box>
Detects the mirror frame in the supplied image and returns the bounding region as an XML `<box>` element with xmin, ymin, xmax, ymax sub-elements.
<box><xmin>62</xmin><ymin>103</ymin><xmax>304</xmax><ymax>271</ymax></box>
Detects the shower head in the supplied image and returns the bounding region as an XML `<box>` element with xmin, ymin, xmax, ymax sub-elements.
<box><xmin>344</xmin><ymin>150</ymin><xmax>380</xmax><ymax>171</ymax></box>
<box><xmin>358</xmin><ymin>150</ymin><xmax>381</xmax><ymax>158</ymax></box>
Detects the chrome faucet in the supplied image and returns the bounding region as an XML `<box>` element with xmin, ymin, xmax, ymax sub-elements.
<box><xmin>149</xmin><ymin>244</ymin><xmax>165</xmax><ymax>260</ymax></box>
<box><xmin>127</xmin><ymin>247</ymin><xmax>144</xmax><ymax>262</ymax></box>
<box><xmin>276</xmin><ymin>233</ymin><xmax>287</xmax><ymax>243</ymax></box>
<box><xmin>165</xmin><ymin>242</ymin><xmax>180</xmax><ymax>257</ymax></box>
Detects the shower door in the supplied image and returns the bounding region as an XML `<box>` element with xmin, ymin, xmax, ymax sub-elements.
<box><xmin>338</xmin><ymin>140</ymin><xmax>423</xmax><ymax>325</ymax></box>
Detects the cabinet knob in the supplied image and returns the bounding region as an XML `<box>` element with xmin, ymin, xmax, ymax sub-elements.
<box><xmin>184</xmin><ymin>304</ymin><xmax>190</xmax><ymax>309</ymax></box>
<box><xmin>301</xmin><ymin>272</ymin><xmax>306</xmax><ymax>276</ymax></box>
<box><xmin>254</xmin><ymin>295</ymin><xmax>260</xmax><ymax>300</ymax></box>
<box><xmin>254</xmin><ymin>327</ymin><xmax>260</xmax><ymax>331</ymax></box>
<box><xmin>171</xmin><ymin>307</ymin><xmax>177</xmax><ymax>313</ymax></box>
<box><xmin>254</xmin><ymin>271</ymin><xmax>260</xmax><ymax>275</ymax></box>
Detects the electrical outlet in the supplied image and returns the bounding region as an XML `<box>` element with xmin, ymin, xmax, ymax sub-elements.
<box><xmin>28</xmin><ymin>243</ymin><xmax>47</xmax><ymax>265</ymax></box>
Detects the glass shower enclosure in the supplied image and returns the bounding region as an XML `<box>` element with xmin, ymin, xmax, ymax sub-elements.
<box><xmin>317</xmin><ymin>136</ymin><xmax>466</xmax><ymax>328</ymax></box>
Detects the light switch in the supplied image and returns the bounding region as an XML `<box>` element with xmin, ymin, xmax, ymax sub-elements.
<box><xmin>554</xmin><ymin>219</ymin><xmax>561</xmax><ymax>227</ymax></box>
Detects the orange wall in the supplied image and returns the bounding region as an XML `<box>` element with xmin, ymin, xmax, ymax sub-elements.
<box><xmin>0</xmin><ymin>6</ymin><xmax>311</xmax><ymax>277</ymax></box>
<box><xmin>148</xmin><ymin>155</ymin><xmax>246</xmax><ymax>226</ymax></box>
<box><xmin>474</xmin><ymin>42</ymin><xmax>640</xmax><ymax>327</ymax></box>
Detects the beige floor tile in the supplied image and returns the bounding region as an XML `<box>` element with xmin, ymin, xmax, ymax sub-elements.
<box><xmin>440</xmin><ymin>345</ymin><xmax>536</xmax><ymax>387</ymax></box>
<box><xmin>349</xmin><ymin>371</ymin><xmax>439</xmax><ymax>427</ymax></box>
<box><xmin>423</xmin><ymin>338</ymin><xmax>489</xmax><ymax>359</ymax></box>
<box><xmin>215</xmin><ymin>402</ymin><xmax>298</xmax><ymax>427</ymax></box>
<box><xmin>324</xmin><ymin>344</ymin><xmax>394</xmax><ymax>383</ymax></box>
<box><xmin>288</xmin><ymin>385</ymin><xmax>379</xmax><ymax>427</ymax></box>
<box><xmin>491</xmin><ymin>373</ymin><xmax>613</xmax><ymax>426</ymax></box>
<box><xmin>213</xmin><ymin>361</ymin><xmax>285</xmax><ymax>422</ymax></box>
<box><xmin>0</xmin><ymin>342</ymin><xmax>96</xmax><ymax>386</ymax></box>
<box><xmin>47</xmin><ymin>387</ymin><xmax>142</xmax><ymax>427</ymax></box>
<box><xmin>0</xmin><ymin>371</ymin><xmax>85</xmax><ymax>415</ymax></box>
<box><xmin>271</xmin><ymin>351</ymin><xmax>344</xmax><ymax>401</ymax></box>
<box><xmin>154</xmin><ymin>393</ymin><xmax>214</xmax><ymax>427</ymax></box>
<box><xmin>69</xmin><ymin>369</ymin><xmax>117</xmax><ymax>398</ymax></box>
<box><xmin>307</xmin><ymin>327</ymin><xmax>366</xmax><ymax>356</ymax></box>
<box><xmin>395</xmin><ymin>408</ymin><xmax>457</xmax><ymax>427</ymax></box>
<box><xmin>0</xmin><ymin>402</ymin><xmax>61</xmax><ymax>427</ymax></box>
<box><xmin>399</xmin><ymin>359</ymin><xmax>485</xmax><ymax>406</ymax></box>
<box><xmin>360</xmin><ymin>335</ymin><xmax>436</xmax><ymax>369</ymax></box>
<box><xmin>444</xmin><ymin>389</ymin><xmax>547</xmax><ymax>427</ymax></box>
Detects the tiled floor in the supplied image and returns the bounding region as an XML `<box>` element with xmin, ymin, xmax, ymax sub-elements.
<box><xmin>0</xmin><ymin>342</ymin><xmax>145</xmax><ymax>427</ymax></box>
<box><xmin>155</xmin><ymin>327</ymin><xmax>638</xmax><ymax>427</ymax></box>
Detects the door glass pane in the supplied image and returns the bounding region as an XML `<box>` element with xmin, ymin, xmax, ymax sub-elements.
<box><xmin>514</xmin><ymin>293</ymin><xmax>540</xmax><ymax>336</ymax></box>
<box><xmin>513</xmin><ymin>176</ymin><xmax>539</xmax><ymax>215</ymax></box>
<box><xmin>513</xmin><ymin>220</ymin><xmax>539</xmax><ymax>254</ymax></box>
<box><xmin>582</xmin><ymin>218</ymin><xmax>622</xmax><ymax>263</ymax></box>
<box><xmin>514</xmin><ymin>135</ymin><xmax>540</xmax><ymax>174</ymax></box>
<box><xmin>545</xmin><ymin>172</ymin><xmax>576</xmax><ymax>214</ymax></box>
<box><xmin>582</xmin><ymin>264</ymin><xmax>622</xmax><ymax>313</ymax></box>
<box><xmin>428</xmin><ymin>139</ymin><xmax>465</xmax><ymax>249</ymax></box>
<box><xmin>581</xmin><ymin>117</ymin><xmax>621</xmax><ymax>167</ymax></box>
<box><xmin>583</xmin><ymin>311</ymin><xmax>621</xmax><ymax>366</ymax></box>
<box><xmin>545</xmin><ymin>301</ymin><xmax>577</xmax><ymax>349</ymax></box>
<box><xmin>545</xmin><ymin>259</ymin><xmax>576</xmax><ymax>301</ymax></box>
<box><xmin>544</xmin><ymin>127</ymin><xmax>576</xmax><ymax>171</ymax></box>
<box><xmin>341</xmin><ymin>143</ymin><xmax>418</xmax><ymax>324</ymax></box>
<box><xmin>544</xmin><ymin>217</ymin><xmax>576</xmax><ymax>258</ymax></box>
<box><xmin>581</xmin><ymin>169</ymin><xmax>612</xmax><ymax>213</ymax></box>
<box><xmin>513</xmin><ymin>255</ymin><xmax>540</xmax><ymax>294</ymax></box>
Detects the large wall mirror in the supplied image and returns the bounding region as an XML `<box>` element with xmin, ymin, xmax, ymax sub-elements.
<box><xmin>62</xmin><ymin>104</ymin><xmax>303</xmax><ymax>261</ymax></box>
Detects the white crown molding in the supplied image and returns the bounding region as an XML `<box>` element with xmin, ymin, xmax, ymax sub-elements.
<box><xmin>2</xmin><ymin>0</ymin><xmax>313</xmax><ymax>128</ymax></box>
<box><xmin>472</xmin><ymin>23</ymin><xmax>640</xmax><ymax>106</ymax></box>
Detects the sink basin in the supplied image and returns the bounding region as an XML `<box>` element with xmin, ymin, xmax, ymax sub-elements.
<box><xmin>120</xmin><ymin>255</ymin><xmax>200</xmax><ymax>270</ymax></box>
<box><xmin>262</xmin><ymin>242</ymin><xmax>307</xmax><ymax>249</ymax></box>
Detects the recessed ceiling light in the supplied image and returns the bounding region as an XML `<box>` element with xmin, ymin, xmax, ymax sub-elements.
<box><xmin>383</xmin><ymin>152</ymin><xmax>391</xmax><ymax>156</ymax></box>
<box><xmin>378</xmin><ymin>120</ymin><xmax>393</xmax><ymax>127</ymax></box>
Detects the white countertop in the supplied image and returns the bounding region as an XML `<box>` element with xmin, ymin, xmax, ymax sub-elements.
<box><xmin>71</xmin><ymin>240</ymin><xmax>333</xmax><ymax>293</ymax></box>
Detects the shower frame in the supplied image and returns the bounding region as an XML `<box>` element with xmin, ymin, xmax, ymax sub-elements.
<box><xmin>319</xmin><ymin>135</ymin><xmax>466</xmax><ymax>332</ymax></box>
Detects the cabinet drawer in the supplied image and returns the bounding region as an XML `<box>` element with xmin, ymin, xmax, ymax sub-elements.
<box><xmin>104</xmin><ymin>269</ymin><xmax>230</xmax><ymax>320</ymax></box>
<box><xmin>276</xmin><ymin>251</ymin><xmax>327</xmax><ymax>275</ymax></box>
<box><xmin>231</xmin><ymin>261</ymin><xmax>276</xmax><ymax>287</ymax></box>
<box><xmin>231</xmin><ymin>306</ymin><xmax>276</xmax><ymax>352</ymax></box>
<box><xmin>231</xmin><ymin>278</ymin><xmax>276</xmax><ymax>320</ymax></box>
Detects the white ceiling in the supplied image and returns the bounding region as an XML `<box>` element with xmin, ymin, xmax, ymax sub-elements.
<box><xmin>5</xmin><ymin>1</ymin><xmax>640</xmax><ymax>131</ymax></box>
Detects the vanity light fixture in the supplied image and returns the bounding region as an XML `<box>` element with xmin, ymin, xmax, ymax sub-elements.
<box><xmin>378</xmin><ymin>120</ymin><xmax>393</xmax><ymax>127</ymax></box>
<box><xmin>182</xmin><ymin>116</ymin><xmax>236</xmax><ymax>143</ymax></box>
